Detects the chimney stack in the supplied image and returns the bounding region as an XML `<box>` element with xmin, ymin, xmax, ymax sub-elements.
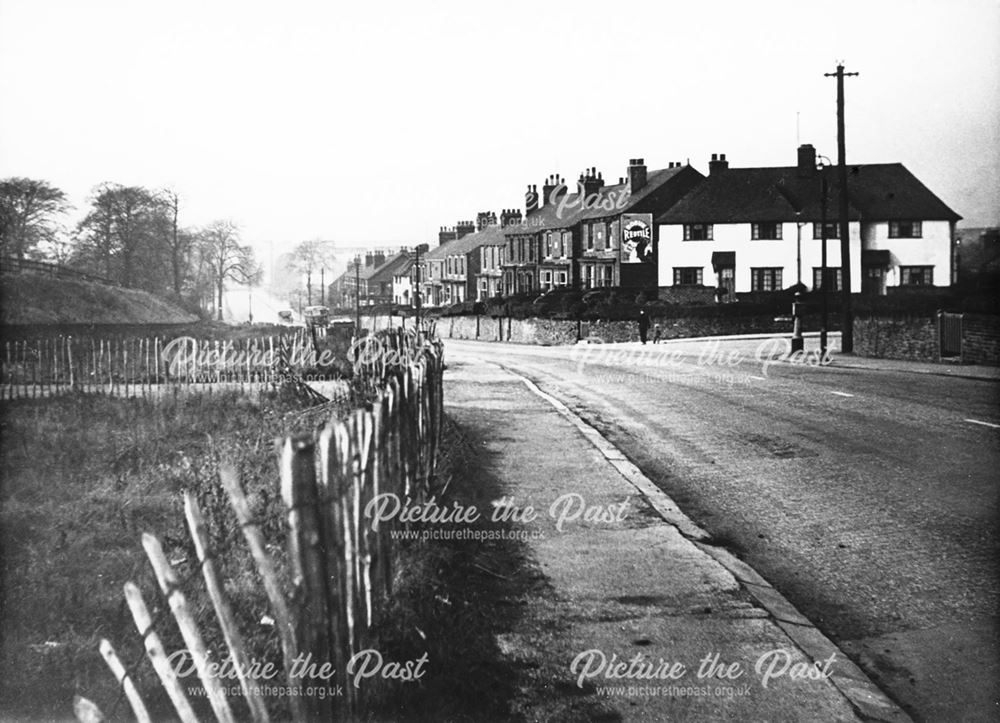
<box><xmin>477</xmin><ymin>210</ymin><xmax>498</xmax><ymax>231</ymax></box>
<box><xmin>581</xmin><ymin>167</ymin><xmax>604</xmax><ymax>198</ymax></box>
<box><xmin>501</xmin><ymin>208</ymin><xmax>523</xmax><ymax>227</ymax></box>
<box><xmin>373</xmin><ymin>251</ymin><xmax>386</xmax><ymax>268</ymax></box>
<box><xmin>365</xmin><ymin>252</ymin><xmax>375</xmax><ymax>267</ymax></box>
<box><xmin>797</xmin><ymin>144</ymin><xmax>817</xmax><ymax>178</ymax></box>
<box><xmin>628</xmin><ymin>158</ymin><xmax>647</xmax><ymax>192</ymax></box>
<box><xmin>542</xmin><ymin>174</ymin><xmax>566</xmax><ymax>207</ymax></box>
<box><xmin>525</xmin><ymin>183</ymin><xmax>540</xmax><ymax>213</ymax></box>
<box><xmin>455</xmin><ymin>220</ymin><xmax>475</xmax><ymax>239</ymax></box>
<box><xmin>708</xmin><ymin>153</ymin><xmax>729</xmax><ymax>176</ymax></box>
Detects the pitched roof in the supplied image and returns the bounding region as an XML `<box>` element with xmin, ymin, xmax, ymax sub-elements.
<box><xmin>390</xmin><ymin>255</ymin><xmax>415</xmax><ymax>277</ymax></box>
<box><xmin>422</xmin><ymin>240</ymin><xmax>456</xmax><ymax>260</ymax></box>
<box><xmin>657</xmin><ymin>163</ymin><xmax>960</xmax><ymax>224</ymax></box>
<box><xmin>440</xmin><ymin>223</ymin><xmax>507</xmax><ymax>255</ymax></box>
<box><xmin>504</xmin><ymin>165</ymin><xmax>696</xmax><ymax>235</ymax></box>
<box><xmin>357</xmin><ymin>252</ymin><xmax>413</xmax><ymax>281</ymax></box>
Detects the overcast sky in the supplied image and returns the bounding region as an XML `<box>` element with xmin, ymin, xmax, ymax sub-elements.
<box><xmin>1</xmin><ymin>0</ymin><xmax>997</xmax><ymax>264</ymax></box>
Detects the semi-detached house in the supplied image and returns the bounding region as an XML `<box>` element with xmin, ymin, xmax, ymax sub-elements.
<box><xmin>657</xmin><ymin>144</ymin><xmax>961</xmax><ymax>295</ymax></box>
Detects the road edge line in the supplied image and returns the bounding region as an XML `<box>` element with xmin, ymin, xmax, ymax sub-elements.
<box><xmin>502</xmin><ymin>364</ymin><xmax>913</xmax><ymax>723</ymax></box>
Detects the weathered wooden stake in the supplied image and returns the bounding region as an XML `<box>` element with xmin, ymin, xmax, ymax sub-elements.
<box><xmin>142</xmin><ymin>533</ymin><xmax>236</xmax><ymax>723</ymax></box>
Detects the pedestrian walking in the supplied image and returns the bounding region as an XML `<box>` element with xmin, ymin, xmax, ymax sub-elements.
<box><xmin>638</xmin><ymin>309</ymin><xmax>650</xmax><ymax>345</ymax></box>
<box><xmin>652</xmin><ymin>323</ymin><xmax>662</xmax><ymax>344</ymax></box>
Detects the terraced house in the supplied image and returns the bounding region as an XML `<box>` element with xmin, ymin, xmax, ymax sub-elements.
<box><xmin>502</xmin><ymin>158</ymin><xmax>704</xmax><ymax>294</ymax></box>
<box><xmin>657</xmin><ymin>144</ymin><xmax>961</xmax><ymax>295</ymax></box>
<box><xmin>419</xmin><ymin>221</ymin><xmax>475</xmax><ymax>307</ymax></box>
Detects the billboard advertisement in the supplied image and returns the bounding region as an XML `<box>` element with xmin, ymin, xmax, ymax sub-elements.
<box><xmin>620</xmin><ymin>213</ymin><xmax>653</xmax><ymax>264</ymax></box>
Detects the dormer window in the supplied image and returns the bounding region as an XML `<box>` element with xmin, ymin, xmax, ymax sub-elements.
<box><xmin>684</xmin><ymin>223</ymin><xmax>713</xmax><ymax>241</ymax></box>
<box><xmin>752</xmin><ymin>222</ymin><xmax>782</xmax><ymax>240</ymax></box>
<box><xmin>889</xmin><ymin>221</ymin><xmax>922</xmax><ymax>238</ymax></box>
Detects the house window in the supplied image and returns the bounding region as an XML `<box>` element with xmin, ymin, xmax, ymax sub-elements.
<box><xmin>599</xmin><ymin>265</ymin><xmax>613</xmax><ymax>286</ymax></box>
<box><xmin>752</xmin><ymin>222</ymin><xmax>782</xmax><ymax>240</ymax></box>
<box><xmin>812</xmin><ymin>222</ymin><xmax>839</xmax><ymax>239</ymax></box>
<box><xmin>673</xmin><ymin>267</ymin><xmax>703</xmax><ymax>286</ymax></box>
<box><xmin>750</xmin><ymin>267</ymin><xmax>783</xmax><ymax>291</ymax></box>
<box><xmin>812</xmin><ymin>267</ymin><xmax>842</xmax><ymax>292</ymax></box>
<box><xmin>684</xmin><ymin>223</ymin><xmax>713</xmax><ymax>241</ymax></box>
<box><xmin>558</xmin><ymin>271</ymin><xmax>568</xmax><ymax>286</ymax></box>
<box><xmin>900</xmin><ymin>265</ymin><xmax>933</xmax><ymax>285</ymax></box>
<box><xmin>585</xmin><ymin>225</ymin><xmax>593</xmax><ymax>250</ymax></box>
<box><xmin>889</xmin><ymin>221</ymin><xmax>922</xmax><ymax>238</ymax></box>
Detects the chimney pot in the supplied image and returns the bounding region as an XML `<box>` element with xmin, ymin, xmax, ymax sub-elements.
<box><xmin>709</xmin><ymin>153</ymin><xmax>730</xmax><ymax>176</ymax></box>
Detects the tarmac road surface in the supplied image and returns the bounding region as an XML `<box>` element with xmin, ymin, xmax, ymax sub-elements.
<box><xmin>444</xmin><ymin>335</ymin><xmax>1000</xmax><ymax>723</ymax></box>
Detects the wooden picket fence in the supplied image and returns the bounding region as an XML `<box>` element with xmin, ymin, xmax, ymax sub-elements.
<box><xmin>76</xmin><ymin>328</ymin><xmax>445</xmax><ymax>722</ymax></box>
<box><xmin>0</xmin><ymin>332</ymin><xmax>339</xmax><ymax>400</ymax></box>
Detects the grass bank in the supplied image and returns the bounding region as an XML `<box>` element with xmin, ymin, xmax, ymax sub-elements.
<box><xmin>0</xmin><ymin>391</ymin><xmax>338</xmax><ymax>721</ymax></box>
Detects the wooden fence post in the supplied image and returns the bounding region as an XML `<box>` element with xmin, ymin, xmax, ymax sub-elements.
<box><xmin>98</xmin><ymin>638</ymin><xmax>152</xmax><ymax>723</ymax></box>
<box><xmin>122</xmin><ymin>582</ymin><xmax>199</xmax><ymax>723</ymax></box>
<box><xmin>142</xmin><ymin>533</ymin><xmax>236</xmax><ymax>723</ymax></box>
<box><xmin>184</xmin><ymin>493</ymin><xmax>271</xmax><ymax>723</ymax></box>
<box><xmin>280</xmin><ymin>437</ymin><xmax>335</xmax><ymax>722</ymax></box>
<box><xmin>220</xmin><ymin>464</ymin><xmax>307</xmax><ymax>723</ymax></box>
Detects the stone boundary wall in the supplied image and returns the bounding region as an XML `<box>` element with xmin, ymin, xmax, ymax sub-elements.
<box><xmin>961</xmin><ymin>313</ymin><xmax>1000</xmax><ymax>366</ymax></box>
<box><xmin>437</xmin><ymin>314</ymin><xmax>801</xmax><ymax>345</ymax></box>
<box><xmin>853</xmin><ymin>313</ymin><xmax>1000</xmax><ymax>366</ymax></box>
<box><xmin>853</xmin><ymin>316</ymin><xmax>939</xmax><ymax>362</ymax></box>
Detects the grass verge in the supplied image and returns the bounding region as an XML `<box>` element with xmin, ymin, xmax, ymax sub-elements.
<box><xmin>0</xmin><ymin>390</ymin><xmax>338</xmax><ymax>721</ymax></box>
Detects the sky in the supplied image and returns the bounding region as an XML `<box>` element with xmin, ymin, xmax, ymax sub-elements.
<box><xmin>1</xmin><ymin>0</ymin><xmax>998</xmax><ymax>273</ymax></box>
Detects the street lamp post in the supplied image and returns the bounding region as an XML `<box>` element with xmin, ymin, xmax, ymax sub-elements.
<box><xmin>414</xmin><ymin>245</ymin><xmax>422</xmax><ymax>337</ymax></box>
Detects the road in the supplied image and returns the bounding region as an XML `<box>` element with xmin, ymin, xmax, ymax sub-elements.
<box><xmin>443</xmin><ymin>336</ymin><xmax>1000</xmax><ymax>723</ymax></box>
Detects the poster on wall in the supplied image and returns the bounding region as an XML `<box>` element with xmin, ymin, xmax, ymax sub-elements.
<box><xmin>621</xmin><ymin>213</ymin><xmax>654</xmax><ymax>264</ymax></box>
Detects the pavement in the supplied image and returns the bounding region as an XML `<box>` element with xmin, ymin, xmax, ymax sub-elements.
<box><xmin>444</xmin><ymin>353</ymin><xmax>914</xmax><ymax>722</ymax></box>
<box><xmin>574</xmin><ymin>331</ymin><xmax>1000</xmax><ymax>382</ymax></box>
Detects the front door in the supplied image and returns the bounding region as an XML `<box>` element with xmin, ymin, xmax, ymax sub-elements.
<box><xmin>718</xmin><ymin>266</ymin><xmax>736</xmax><ymax>301</ymax></box>
<box><xmin>863</xmin><ymin>266</ymin><xmax>886</xmax><ymax>295</ymax></box>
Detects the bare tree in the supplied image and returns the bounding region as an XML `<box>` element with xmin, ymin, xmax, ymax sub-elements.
<box><xmin>0</xmin><ymin>177</ymin><xmax>70</xmax><ymax>260</ymax></box>
<box><xmin>291</xmin><ymin>238</ymin><xmax>337</xmax><ymax>305</ymax></box>
<box><xmin>199</xmin><ymin>220</ymin><xmax>261</xmax><ymax>321</ymax></box>
<box><xmin>74</xmin><ymin>183</ymin><xmax>160</xmax><ymax>287</ymax></box>
<box><xmin>154</xmin><ymin>189</ymin><xmax>194</xmax><ymax>298</ymax></box>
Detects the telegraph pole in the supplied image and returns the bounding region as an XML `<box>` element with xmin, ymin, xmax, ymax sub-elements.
<box><xmin>825</xmin><ymin>63</ymin><xmax>859</xmax><ymax>352</ymax></box>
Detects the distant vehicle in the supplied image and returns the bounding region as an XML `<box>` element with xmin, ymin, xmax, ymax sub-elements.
<box><xmin>278</xmin><ymin>309</ymin><xmax>294</xmax><ymax>323</ymax></box>
<box><xmin>303</xmin><ymin>305</ymin><xmax>330</xmax><ymax>328</ymax></box>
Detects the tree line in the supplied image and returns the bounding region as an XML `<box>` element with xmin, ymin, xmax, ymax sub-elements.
<box><xmin>0</xmin><ymin>177</ymin><xmax>260</xmax><ymax>320</ymax></box>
